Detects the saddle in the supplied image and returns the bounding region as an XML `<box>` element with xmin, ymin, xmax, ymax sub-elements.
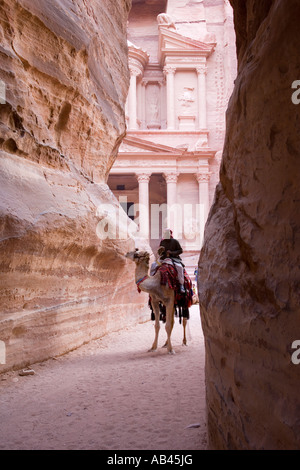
<box><xmin>149</xmin><ymin>262</ymin><xmax>193</xmax><ymax>323</ymax></box>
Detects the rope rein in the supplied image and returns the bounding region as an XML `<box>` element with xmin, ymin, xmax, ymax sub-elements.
<box><xmin>136</xmin><ymin>275</ymin><xmax>149</xmax><ymax>292</ymax></box>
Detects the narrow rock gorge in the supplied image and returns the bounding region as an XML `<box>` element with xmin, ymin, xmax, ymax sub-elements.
<box><xmin>199</xmin><ymin>0</ymin><xmax>300</xmax><ymax>450</ymax></box>
<box><xmin>0</xmin><ymin>0</ymin><xmax>148</xmax><ymax>373</ymax></box>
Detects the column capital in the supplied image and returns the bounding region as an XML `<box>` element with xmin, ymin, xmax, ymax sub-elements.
<box><xmin>196</xmin><ymin>172</ymin><xmax>211</xmax><ymax>183</ymax></box>
<box><xmin>164</xmin><ymin>65</ymin><xmax>176</xmax><ymax>130</ymax></box>
<box><xmin>196</xmin><ymin>64</ymin><xmax>207</xmax><ymax>76</ymax></box>
<box><xmin>164</xmin><ymin>173</ymin><xmax>178</xmax><ymax>184</ymax></box>
<box><xmin>129</xmin><ymin>65</ymin><xmax>142</xmax><ymax>77</ymax></box>
<box><xmin>136</xmin><ymin>173</ymin><xmax>151</xmax><ymax>183</ymax></box>
<box><xmin>163</xmin><ymin>65</ymin><xmax>176</xmax><ymax>75</ymax></box>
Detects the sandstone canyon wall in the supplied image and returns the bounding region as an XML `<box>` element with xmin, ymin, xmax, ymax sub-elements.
<box><xmin>0</xmin><ymin>0</ymin><xmax>149</xmax><ymax>374</ymax></box>
<box><xmin>199</xmin><ymin>0</ymin><xmax>300</xmax><ymax>449</ymax></box>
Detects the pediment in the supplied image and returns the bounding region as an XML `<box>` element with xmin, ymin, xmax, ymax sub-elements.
<box><xmin>119</xmin><ymin>136</ymin><xmax>180</xmax><ymax>154</ymax></box>
<box><xmin>119</xmin><ymin>142</ymin><xmax>153</xmax><ymax>153</ymax></box>
<box><xmin>158</xmin><ymin>28</ymin><xmax>216</xmax><ymax>65</ymax></box>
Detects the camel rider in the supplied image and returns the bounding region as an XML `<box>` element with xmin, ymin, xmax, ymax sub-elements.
<box><xmin>159</xmin><ymin>229</ymin><xmax>185</xmax><ymax>294</ymax></box>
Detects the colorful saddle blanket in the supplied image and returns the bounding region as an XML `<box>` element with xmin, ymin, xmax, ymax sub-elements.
<box><xmin>149</xmin><ymin>262</ymin><xmax>194</xmax><ymax>323</ymax></box>
<box><xmin>158</xmin><ymin>263</ymin><xmax>193</xmax><ymax>307</ymax></box>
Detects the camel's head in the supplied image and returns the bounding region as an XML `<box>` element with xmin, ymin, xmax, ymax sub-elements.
<box><xmin>125</xmin><ymin>249</ymin><xmax>150</xmax><ymax>266</ymax></box>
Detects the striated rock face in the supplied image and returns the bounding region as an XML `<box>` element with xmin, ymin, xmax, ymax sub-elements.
<box><xmin>199</xmin><ymin>0</ymin><xmax>300</xmax><ymax>450</ymax></box>
<box><xmin>0</xmin><ymin>0</ymin><xmax>131</xmax><ymax>182</ymax></box>
<box><xmin>0</xmin><ymin>0</ymin><xmax>149</xmax><ymax>373</ymax></box>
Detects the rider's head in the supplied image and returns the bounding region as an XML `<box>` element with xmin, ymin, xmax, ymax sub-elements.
<box><xmin>163</xmin><ymin>228</ymin><xmax>173</xmax><ymax>239</ymax></box>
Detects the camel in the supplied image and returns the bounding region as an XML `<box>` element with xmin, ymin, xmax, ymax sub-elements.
<box><xmin>125</xmin><ymin>249</ymin><xmax>188</xmax><ymax>354</ymax></box>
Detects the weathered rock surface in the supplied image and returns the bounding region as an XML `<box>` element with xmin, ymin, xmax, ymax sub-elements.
<box><xmin>0</xmin><ymin>0</ymin><xmax>131</xmax><ymax>182</ymax></box>
<box><xmin>199</xmin><ymin>0</ymin><xmax>300</xmax><ymax>450</ymax></box>
<box><xmin>0</xmin><ymin>0</ymin><xmax>149</xmax><ymax>373</ymax></box>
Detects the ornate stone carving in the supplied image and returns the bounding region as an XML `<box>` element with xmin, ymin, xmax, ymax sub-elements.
<box><xmin>129</xmin><ymin>65</ymin><xmax>142</xmax><ymax>77</ymax></box>
<box><xmin>136</xmin><ymin>173</ymin><xmax>151</xmax><ymax>183</ymax></box>
<box><xmin>178</xmin><ymin>86</ymin><xmax>195</xmax><ymax>114</ymax></box>
<box><xmin>127</xmin><ymin>41</ymin><xmax>149</xmax><ymax>72</ymax></box>
<box><xmin>146</xmin><ymin>83</ymin><xmax>161</xmax><ymax>129</ymax></box>
<box><xmin>192</xmin><ymin>135</ymin><xmax>209</xmax><ymax>150</ymax></box>
<box><xmin>163</xmin><ymin>65</ymin><xmax>176</xmax><ymax>75</ymax></box>
<box><xmin>164</xmin><ymin>173</ymin><xmax>178</xmax><ymax>184</ymax></box>
<box><xmin>196</xmin><ymin>173</ymin><xmax>211</xmax><ymax>183</ymax></box>
<box><xmin>157</xmin><ymin>13</ymin><xmax>176</xmax><ymax>31</ymax></box>
<box><xmin>196</xmin><ymin>65</ymin><xmax>208</xmax><ymax>76</ymax></box>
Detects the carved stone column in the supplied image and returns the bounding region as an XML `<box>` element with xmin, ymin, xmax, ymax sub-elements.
<box><xmin>164</xmin><ymin>65</ymin><xmax>176</xmax><ymax>130</ymax></box>
<box><xmin>164</xmin><ymin>172</ymin><xmax>178</xmax><ymax>233</ymax></box>
<box><xmin>196</xmin><ymin>64</ymin><xmax>207</xmax><ymax>129</ymax></box>
<box><xmin>127</xmin><ymin>42</ymin><xmax>149</xmax><ymax>130</ymax></box>
<box><xmin>128</xmin><ymin>66</ymin><xmax>140</xmax><ymax>130</ymax></box>
<box><xmin>137</xmin><ymin>173</ymin><xmax>151</xmax><ymax>239</ymax></box>
<box><xmin>196</xmin><ymin>172</ymin><xmax>211</xmax><ymax>245</ymax></box>
<box><xmin>141</xmin><ymin>78</ymin><xmax>147</xmax><ymax>129</ymax></box>
<box><xmin>158</xmin><ymin>80</ymin><xmax>163</xmax><ymax>129</ymax></box>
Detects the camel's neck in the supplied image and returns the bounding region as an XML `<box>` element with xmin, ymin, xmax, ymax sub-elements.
<box><xmin>135</xmin><ymin>261</ymin><xmax>149</xmax><ymax>283</ymax></box>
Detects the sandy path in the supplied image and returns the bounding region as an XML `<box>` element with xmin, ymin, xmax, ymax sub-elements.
<box><xmin>0</xmin><ymin>305</ymin><xmax>207</xmax><ymax>451</ymax></box>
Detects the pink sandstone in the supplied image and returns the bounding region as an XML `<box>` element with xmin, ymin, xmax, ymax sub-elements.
<box><xmin>0</xmin><ymin>0</ymin><xmax>149</xmax><ymax>373</ymax></box>
<box><xmin>109</xmin><ymin>0</ymin><xmax>237</xmax><ymax>275</ymax></box>
<box><xmin>199</xmin><ymin>0</ymin><xmax>300</xmax><ymax>450</ymax></box>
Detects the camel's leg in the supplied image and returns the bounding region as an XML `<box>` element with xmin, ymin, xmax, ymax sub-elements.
<box><xmin>162</xmin><ymin>313</ymin><xmax>174</xmax><ymax>349</ymax></box>
<box><xmin>165</xmin><ymin>303</ymin><xmax>175</xmax><ymax>354</ymax></box>
<box><xmin>182</xmin><ymin>317</ymin><xmax>188</xmax><ymax>346</ymax></box>
<box><xmin>148</xmin><ymin>301</ymin><xmax>160</xmax><ymax>352</ymax></box>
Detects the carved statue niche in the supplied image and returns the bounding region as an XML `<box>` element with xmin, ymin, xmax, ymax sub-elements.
<box><xmin>146</xmin><ymin>83</ymin><xmax>161</xmax><ymax>129</ymax></box>
<box><xmin>178</xmin><ymin>87</ymin><xmax>195</xmax><ymax>115</ymax></box>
